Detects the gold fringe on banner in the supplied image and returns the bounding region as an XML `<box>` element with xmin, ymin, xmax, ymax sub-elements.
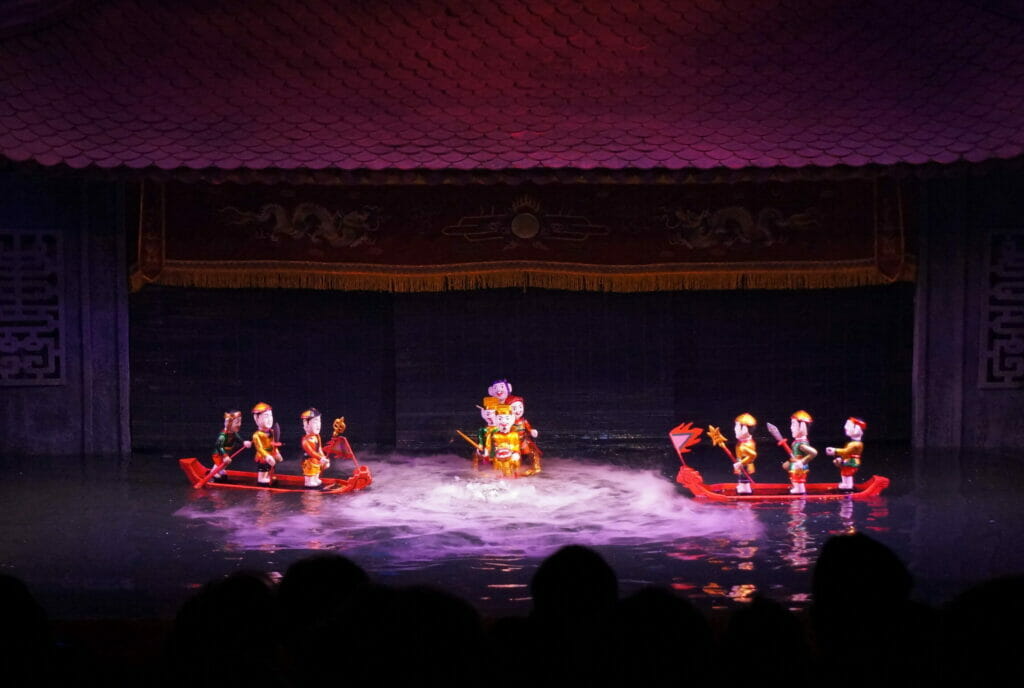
<box><xmin>139</xmin><ymin>259</ymin><xmax>916</xmax><ymax>293</ymax></box>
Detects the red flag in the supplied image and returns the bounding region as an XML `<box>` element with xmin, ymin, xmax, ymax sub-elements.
<box><xmin>669</xmin><ymin>421</ymin><xmax>703</xmax><ymax>465</ymax></box>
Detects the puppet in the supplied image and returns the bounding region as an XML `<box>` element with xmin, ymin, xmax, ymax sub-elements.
<box><xmin>473</xmin><ymin>396</ymin><xmax>499</xmax><ymax>470</ymax></box>
<box><xmin>300</xmin><ymin>408</ymin><xmax>329</xmax><ymax>488</ymax></box>
<box><xmin>732</xmin><ymin>413</ymin><xmax>758</xmax><ymax>494</ymax></box>
<box><xmin>508</xmin><ymin>395</ymin><xmax>542</xmax><ymax>475</ymax></box>
<box><xmin>485</xmin><ymin>403</ymin><xmax>521</xmax><ymax>478</ymax></box>
<box><xmin>779</xmin><ymin>410</ymin><xmax>817</xmax><ymax>495</ymax></box>
<box><xmin>209</xmin><ymin>409</ymin><xmax>252</xmax><ymax>482</ymax></box>
<box><xmin>487</xmin><ymin>379</ymin><xmax>513</xmax><ymax>405</ymax></box>
<box><xmin>251</xmin><ymin>402</ymin><xmax>283</xmax><ymax>485</ymax></box>
<box><xmin>827</xmin><ymin>417</ymin><xmax>866</xmax><ymax>491</ymax></box>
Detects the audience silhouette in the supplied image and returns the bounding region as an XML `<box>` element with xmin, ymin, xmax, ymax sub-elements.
<box><xmin>5</xmin><ymin>534</ymin><xmax>1020</xmax><ymax>688</ymax></box>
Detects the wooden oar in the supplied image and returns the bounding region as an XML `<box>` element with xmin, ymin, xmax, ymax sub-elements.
<box><xmin>194</xmin><ymin>445</ymin><xmax>249</xmax><ymax>489</ymax></box>
<box><xmin>268</xmin><ymin>422</ymin><xmax>282</xmax><ymax>482</ymax></box>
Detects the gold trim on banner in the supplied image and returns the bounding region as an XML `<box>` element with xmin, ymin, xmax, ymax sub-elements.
<box><xmin>143</xmin><ymin>258</ymin><xmax>916</xmax><ymax>293</ymax></box>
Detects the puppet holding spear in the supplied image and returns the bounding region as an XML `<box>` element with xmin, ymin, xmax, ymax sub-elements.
<box><xmin>767</xmin><ymin>411</ymin><xmax>818</xmax><ymax>495</ymax></box>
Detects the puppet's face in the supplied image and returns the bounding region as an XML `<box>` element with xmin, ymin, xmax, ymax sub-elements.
<box><xmin>226</xmin><ymin>415</ymin><xmax>242</xmax><ymax>434</ymax></box>
<box><xmin>496</xmin><ymin>410</ymin><xmax>515</xmax><ymax>432</ymax></box>
<box><xmin>734</xmin><ymin>422</ymin><xmax>751</xmax><ymax>441</ymax></box>
<box><xmin>844</xmin><ymin>419</ymin><xmax>862</xmax><ymax>439</ymax></box>
<box><xmin>510</xmin><ymin>400</ymin><xmax>524</xmax><ymax>420</ymax></box>
<box><xmin>489</xmin><ymin>381</ymin><xmax>511</xmax><ymax>402</ymax></box>
<box><xmin>480</xmin><ymin>407</ymin><xmax>497</xmax><ymax>426</ymax></box>
<box><xmin>304</xmin><ymin>415</ymin><xmax>321</xmax><ymax>435</ymax></box>
<box><xmin>791</xmin><ymin>418</ymin><xmax>807</xmax><ymax>440</ymax></box>
<box><xmin>255</xmin><ymin>409</ymin><xmax>274</xmax><ymax>431</ymax></box>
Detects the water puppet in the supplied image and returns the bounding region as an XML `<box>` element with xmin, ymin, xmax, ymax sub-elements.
<box><xmin>827</xmin><ymin>417</ymin><xmax>866</xmax><ymax>491</ymax></box>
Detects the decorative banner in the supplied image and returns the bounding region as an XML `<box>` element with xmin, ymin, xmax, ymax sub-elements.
<box><xmin>132</xmin><ymin>179</ymin><xmax>915</xmax><ymax>292</ymax></box>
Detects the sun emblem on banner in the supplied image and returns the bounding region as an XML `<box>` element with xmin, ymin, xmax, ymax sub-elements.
<box><xmin>442</xmin><ymin>195</ymin><xmax>608</xmax><ymax>248</ymax></box>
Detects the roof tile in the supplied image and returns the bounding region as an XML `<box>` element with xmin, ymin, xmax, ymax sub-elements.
<box><xmin>0</xmin><ymin>0</ymin><xmax>1021</xmax><ymax>172</ymax></box>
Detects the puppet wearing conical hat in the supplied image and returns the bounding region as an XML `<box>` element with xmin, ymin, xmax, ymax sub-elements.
<box><xmin>781</xmin><ymin>410</ymin><xmax>817</xmax><ymax>495</ymax></box>
<box><xmin>733</xmin><ymin>413</ymin><xmax>757</xmax><ymax>495</ymax></box>
<box><xmin>251</xmin><ymin>402</ymin><xmax>283</xmax><ymax>485</ymax></box>
<box><xmin>300</xmin><ymin>407</ymin><xmax>329</xmax><ymax>488</ymax></box>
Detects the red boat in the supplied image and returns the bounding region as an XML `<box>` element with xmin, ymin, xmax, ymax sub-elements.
<box><xmin>179</xmin><ymin>457</ymin><xmax>372</xmax><ymax>494</ymax></box>
<box><xmin>676</xmin><ymin>465</ymin><xmax>889</xmax><ymax>502</ymax></box>
<box><xmin>668</xmin><ymin>420</ymin><xmax>889</xmax><ymax>501</ymax></box>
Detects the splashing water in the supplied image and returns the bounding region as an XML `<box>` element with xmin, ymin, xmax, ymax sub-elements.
<box><xmin>175</xmin><ymin>454</ymin><xmax>761</xmax><ymax>566</ymax></box>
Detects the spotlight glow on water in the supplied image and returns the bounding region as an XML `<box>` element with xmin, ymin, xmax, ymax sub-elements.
<box><xmin>175</xmin><ymin>454</ymin><xmax>761</xmax><ymax>565</ymax></box>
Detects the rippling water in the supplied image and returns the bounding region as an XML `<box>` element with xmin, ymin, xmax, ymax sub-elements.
<box><xmin>5</xmin><ymin>450</ymin><xmax>1022</xmax><ymax>619</ymax></box>
<box><xmin>175</xmin><ymin>454</ymin><xmax>762</xmax><ymax>564</ymax></box>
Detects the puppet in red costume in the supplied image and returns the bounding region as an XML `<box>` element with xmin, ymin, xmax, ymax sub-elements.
<box><xmin>507</xmin><ymin>395</ymin><xmax>542</xmax><ymax>475</ymax></box>
<box><xmin>300</xmin><ymin>407</ymin><xmax>329</xmax><ymax>488</ymax></box>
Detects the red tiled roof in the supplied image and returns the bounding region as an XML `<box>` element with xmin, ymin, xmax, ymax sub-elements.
<box><xmin>1</xmin><ymin>0</ymin><xmax>1022</xmax><ymax>173</ymax></box>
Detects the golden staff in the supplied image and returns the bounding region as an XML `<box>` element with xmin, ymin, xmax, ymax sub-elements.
<box><xmin>707</xmin><ymin>424</ymin><xmax>755</xmax><ymax>483</ymax></box>
<box><xmin>456</xmin><ymin>430</ymin><xmax>484</xmax><ymax>453</ymax></box>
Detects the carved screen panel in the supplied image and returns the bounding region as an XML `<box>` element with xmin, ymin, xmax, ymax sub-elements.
<box><xmin>0</xmin><ymin>231</ymin><xmax>65</xmax><ymax>385</ymax></box>
<box><xmin>979</xmin><ymin>230</ymin><xmax>1024</xmax><ymax>389</ymax></box>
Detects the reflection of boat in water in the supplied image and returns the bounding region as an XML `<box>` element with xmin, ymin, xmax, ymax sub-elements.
<box><xmin>179</xmin><ymin>457</ymin><xmax>372</xmax><ymax>494</ymax></box>
<box><xmin>676</xmin><ymin>465</ymin><xmax>889</xmax><ymax>502</ymax></box>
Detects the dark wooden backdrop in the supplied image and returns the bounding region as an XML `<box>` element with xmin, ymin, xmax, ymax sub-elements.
<box><xmin>129</xmin><ymin>284</ymin><xmax>913</xmax><ymax>458</ymax></box>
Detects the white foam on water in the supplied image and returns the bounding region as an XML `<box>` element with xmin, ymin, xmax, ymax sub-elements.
<box><xmin>175</xmin><ymin>454</ymin><xmax>761</xmax><ymax>564</ymax></box>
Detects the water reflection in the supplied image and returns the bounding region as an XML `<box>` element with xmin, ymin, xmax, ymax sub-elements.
<box><xmin>838</xmin><ymin>497</ymin><xmax>855</xmax><ymax>533</ymax></box>
<box><xmin>782</xmin><ymin>499</ymin><xmax>812</xmax><ymax>571</ymax></box>
<box><xmin>175</xmin><ymin>454</ymin><xmax>762</xmax><ymax>563</ymax></box>
<box><xmin>171</xmin><ymin>456</ymin><xmax>937</xmax><ymax>613</ymax></box>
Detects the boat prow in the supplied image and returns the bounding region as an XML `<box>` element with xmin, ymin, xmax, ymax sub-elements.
<box><xmin>676</xmin><ymin>466</ymin><xmax>888</xmax><ymax>501</ymax></box>
<box><xmin>180</xmin><ymin>458</ymin><xmax>372</xmax><ymax>494</ymax></box>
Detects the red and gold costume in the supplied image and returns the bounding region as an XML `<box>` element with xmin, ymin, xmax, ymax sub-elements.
<box><xmin>735</xmin><ymin>439</ymin><xmax>757</xmax><ymax>476</ymax></box>
<box><xmin>486</xmin><ymin>429</ymin><xmax>521</xmax><ymax>477</ymax></box>
<box><xmin>252</xmin><ymin>429</ymin><xmax>276</xmax><ymax>464</ymax></box>
<box><xmin>832</xmin><ymin>441</ymin><xmax>863</xmax><ymax>477</ymax></box>
<box><xmin>486</xmin><ymin>405</ymin><xmax>521</xmax><ymax>478</ymax></box>
<box><xmin>301</xmin><ymin>432</ymin><xmax>327</xmax><ymax>477</ymax></box>
<box><xmin>732</xmin><ymin>412</ymin><xmax>757</xmax><ymax>494</ymax></box>
<box><xmin>507</xmin><ymin>395</ymin><xmax>542</xmax><ymax>475</ymax></box>
<box><xmin>516</xmin><ymin>419</ymin><xmax>542</xmax><ymax>473</ymax></box>
<box><xmin>298</xmin><ymin>408</ymin><xmax>329</xmax><ymax>488</ymax></box>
